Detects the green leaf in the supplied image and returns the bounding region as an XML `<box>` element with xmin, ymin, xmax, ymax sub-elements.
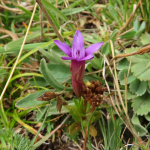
<box><xmin>147</xmin><ymin>84</ymin><xmax>150</xmax><ymax>94</ymax></box>
<box><xmin>121</xmin><ymin>31</ymin><xmax>136</xmax><ymax>39</ymax></box>
<box><xmin>47</xmin><ymin>100</ymin><xmax>74</xmax><ymax>115</ymax></box>
<box><xmin>47</xmin><ymin>63</ymin><xmax>71</xmax><ymax>83</ymax></box>
<box><xmin>63</xmin><ymin>0</ymin><xmax>98</xmax><ymax>16</ymax></box>
<box><xmin>118</xmin><ymin>68</ymin><xmax>136</xmax><ymax>85</ymax></box>
<box><xmin>90</xmin><ymin>111</ymin><xmax>102</xmax><ymax>123</ymax></box>
<box><xmin>73</xmin><ymin>99</ymin><xmax>80</xmax><ymax>109</ymax></box>
<box><xmin>17</xmin><ymin>6</ymin><xmax>39</xmax><ymax>21</ymax></box>
<box><xmin>132</xmin><ymin>114</ymin><xmax>147</xmax><ymax>136</ymax></box>
<box><xmin>131</xmin><ymin>56</ymin><xmax>150</xmax><ymax>81</ymax></box>
<box><xmin>82</xmin><ymin>120</ymin><xmax>89</xmax><ymax>127</ymax></box>
<box><xmin>5</xmin><ymin>32</ymin><xmax>45</xmax><ymax>51</ymax></box>
<box><xmin>145</xmin><ymin>113</ymin><xmax>150</xmax><ymax>121</ymax></box>
<box><xmin>126</xmin><ymin>47</ymin><xmax>150</xmax><ymax>81</ymax></box>
<box><xmin>99</xmin><ymin>42</ymin><xmax>110</xmax><ymax>67</ymax></box>
<box><xmin>89</xmin><ymin>125</ymin><xmax>97</xmax><ymax>137</ymax></box>
<box><xmin>0</xmin><ymin>43</ymin><xmax>48</xmax><ymax>54</ymax></box>
<box><xmin>64</xmin><ymin>105</ymin><xmax>83</xmax><ymax>122</ymax></box>
<box><xmin>132</xmin><ymin>92</ymin><xmax>150</xmax><ymax>115</ymax></box>
<box><xmin>140</xmin><ymin>33</ymin><xmax>150</xmax><ymax>45</ymax></box>
<box><xmin>124</xmin><ymin>90</ymin><xmax>137</xmax><ymax>100</ymax></box>
<box><xmin>40</xmin><ymin>59</ymin><xmax>72</xmax><ymax>91</ymax></box>
<box><xmin>29</xmin><ymin>77</ymin><xmax>49</xmax><ymax>87</ymax></box>
<box><xmin>90</xmin><ymin>56</ymin><xmax>102</xmax><ymax>69</ymax></box>
<box><xmin>117</xmin><ymin>58</ymin><xmax>129</xmax><ymax>70</ymax></box>
<box><xmin>129</xmin><ymin>79</ymin><xmax>147</xmax><ymax>96</ymax></box>
<box><xmin>133</xmin><ymin>17</ymin><xmax>140</xmax><ymax>32</ymax></box>
<box><xmin>108</xmin><ymin>5</ymin><xmax>118</xmax><ymax>22</ymax></box>
<box><xmin>38</xmin><ymin>47</ymin><xmax>58</xmax><ymax>63</ymax></box>
<box><xmin>15</xmin><ymin>90</ymin><xmax>48</xmax><ymax>108</ymax></box>
<box><xmin>69</xmin><ymin>122</ymin><xmax>81</xmax><ymax>135</ymax></box>
<box><xmin>36</xmin><ymin>106</ymin><xmax>49</xmax><ymax>121</ymax></box>
<box><xmin>50</xmin><ymin>49</ymin><xmax>64</xmax><ymax>64</ymax></box>
<box><xmin>41</xmin><ymin>0</ymin><xmax>74</xmax><ymax>30</ymax></box>
<box><xmin>62</xmin><ymin>7</ymin><xmax>85</xmax><ymax>16</ymax></box>
<box><xmin>110</xmin><ymin>29</ymin><xmax>119</xmax><ymax>43</ymax></box>
<box><xmin>135</xmin><ymin>21</ymin><xmax>146</xmax><ymax>37</ymax></box>
<box><xmin>148</xmin><ymin>81</ymin><xmax>150</xmax><ymax>88</ymax></box>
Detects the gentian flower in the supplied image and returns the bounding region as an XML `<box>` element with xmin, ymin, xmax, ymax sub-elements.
<box><xmin>54</xmin><ymin>30</ymin><xmax>103</xmax><ymax>97</ymax></box>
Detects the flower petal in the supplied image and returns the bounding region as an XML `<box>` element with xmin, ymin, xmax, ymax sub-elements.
<box><xmin>61</xmin><ymin>56</ymin><xmax>73</xmax><ymax>60</ymax></box>
<box><xmin>72</xmin><ymin>30</ymin><xmax>84</xmax><ymax>52</ymax></box>
<box><xmin>54</xmin><ymin>40</ymin><xmax>71</xmax><ymax>57</ymax></box>
<box><xmin>80</xmin><ymin>54</ymin><xmax>94</xmax><ymax>61</ymax></box>
<box><xmin>85</xmin><ymin>42</ymin><xmax>103</xmax><ymax>55</ymax></box>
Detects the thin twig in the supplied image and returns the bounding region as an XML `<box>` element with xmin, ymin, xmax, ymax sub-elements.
<box><xmin>94</xmin><ymin>136</ymin><xmax>98</xmax><ymax>150</ymax></box>
<box><xmin>59</xmin><ymin>21</ymin><xmax>75</xmax><ymax>33</ymax></box>
<box><xmin>0</xmin><ymin>3</ymin><xmax>38</xmax><ymax>103</ymax></box>
<box><xmin>111</xmin><ymin>44</ymin><xmax>150</xmax><ymax>62</ymax></box>
<box><xmin>39</xmin><ymin>8</ymin><xmax>43</xmax><ymax>41</ymax></box>
<box><xmin>36</xmin><ymin>0</ymin><xmax>64</xmax><ymax>42</ymax></box>
<box><xmin>0</xmin><ymin>28</ymin><xmax>18</xmax><ymax>40</ymax></box>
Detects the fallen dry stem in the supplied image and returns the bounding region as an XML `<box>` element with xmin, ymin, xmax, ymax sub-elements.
<box><xmin>0</xmin><ymin>28</ymin><xmax>18</xmax><ymax>40</ymax></box>
<box><xmin>110</xmin><ymin>40</ymin><xmax>126</xmax><ymax>114</ymax></box>
<box><xmin>110</xmin><ymin>40</ymin><xmax>142</xmax><ymax>142</ymax></box>
<box><xmin>36</xmin><ymin>0</ymin><xmax>64</xmax><ymax>42</ymax></box>
<box><xmin>111</xmin><ymin>44</ymin><xmax>150</xmax><ymax>62</ymax></box>
<box><xmin>0</xmin><ymin>3</ymin><xmax>38</xmax><ymax>103</ymax></box>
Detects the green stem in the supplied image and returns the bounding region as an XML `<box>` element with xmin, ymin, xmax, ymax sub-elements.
<box><xmin>87</xmin><ymin>108</ymin><xmax>97</xmax><ymax>150</ymax></box>
<box><xmin>0</xmin><ymin>99</ymin><xmax>8</xmax><ymax>128</ymax></box>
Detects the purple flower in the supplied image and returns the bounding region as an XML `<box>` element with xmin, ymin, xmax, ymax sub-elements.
<box><xmin>54</xmin><ymin>30</ymin><xmax>103</xmax><ymax>97</ymax></box>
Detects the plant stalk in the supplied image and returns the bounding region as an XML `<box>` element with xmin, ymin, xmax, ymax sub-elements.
<box><xmin>36</xmin><ymin>0</ymin><xmax>64</xmax><ymax>42</ymax></box>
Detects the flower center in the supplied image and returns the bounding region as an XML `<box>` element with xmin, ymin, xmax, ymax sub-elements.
<box><xmin>76</xmin><ymin>50</ymin><xmax>80</xmax><ymax>58</ymax></box>
<box><xmin>72</xmin><ymin>49</ymin><xmax>81</xmax><ymax>60</ymax></box>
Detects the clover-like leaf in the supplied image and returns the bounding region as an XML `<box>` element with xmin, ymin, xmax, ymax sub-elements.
<box><xmin>117</xmin><ymin>58</ymin><xmax>129</xmax><ymax>70</ymax></box>
<box><xmin>145</xmin><ymin>113</ymin><xmax>150</xmax><ymax>121</ymax></box>
<box><xmin>131</xmin><ymin>60</ymin><xmax>150</xmax><ymax>81</ymax></box>
<box><xmin>140</xmin><ymin>33</ymin><xmax>150</xmax><ymax>45</ymax></box>
<box><xmin>148</xmin><ymin>81</ymin><xmax>150</xmax><ymax>88</ymax></box>
<box><xmin>126</xmin><ymin>47</ymin><xmax>150</xmax><ymax>81</ymax></box>
<box><xmin>132</xmin><ymin>114</ymin><xmax>147</xmax><ymax>136</ymax></box>
<box><xmin>123</xmin><ymin>90</ymin><xmax>137</xmax><ymax>100</ymax></box>
<box><xmin>147</xmin><ymin>87</ymin><xmax>150</xmax><ymax>94</ymax></box>
<box><xmin>118</xmin><ymin>68</ymin><xmax>136</xmax><ymax>85</ymax></box>
<box><xmin>129</xmin><ymin>79</ymin><xmax>147</xmax><ymax>96</ymax></box>
<box><xmin>132</xmin><ymin>92</ymin><xmax>150</xmax><ymax>115</ymax></box>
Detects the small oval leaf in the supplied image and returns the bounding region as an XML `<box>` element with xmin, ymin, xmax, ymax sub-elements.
<box><xmin>89</xmin><ymin>125</ymin><xmax>97</xmax><ymax>137</ymax></box>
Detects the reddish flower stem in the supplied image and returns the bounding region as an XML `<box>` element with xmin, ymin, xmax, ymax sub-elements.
<box><xmin>82</xmin><ymin>129</ymin><xmax>88</xmax><ymax>150</ymax></box>
<box><xmin>84</xmin><ymin>100</ymin><xmax>87</xmax><ymax>113</ymax></box>
<box><xmin>91</xmin><ymin>105</ymin><xmax>96</xmax><ymax>114</ymax></box>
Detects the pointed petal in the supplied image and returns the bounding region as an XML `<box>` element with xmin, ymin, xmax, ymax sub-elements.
<box><xmin>80</xmin><ymin>54</ymin><xmax>94</xmax><ymax>61</ymax></box>
<box><xmin>85</xmin><ymin>42</ymin><xmax>103</xmax><ymax>55</ymax></box>
<box><xmin>61</xmin><ymin>56</ymin><xmax>73</xmax><ymax>60</ymax></box>
<box><xmin>54</xmin><ymin>40</ymin><xmax>71</xmax><ymax>57</ymax></box>
<box><xmin>72</xmin><ymin>30</ymin><xmax>84</xmax><ymax>51</ymax></box>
